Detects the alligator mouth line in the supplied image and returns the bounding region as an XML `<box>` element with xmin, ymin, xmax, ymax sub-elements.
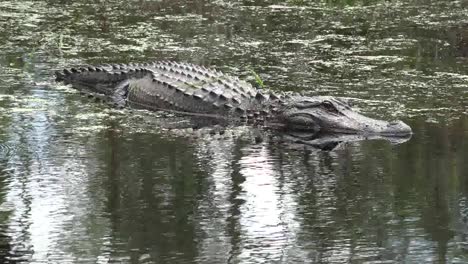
<box><xmin>288</xmin><ymin>113</ymin><xmax>412</xmax><ymax>136</ymax></box>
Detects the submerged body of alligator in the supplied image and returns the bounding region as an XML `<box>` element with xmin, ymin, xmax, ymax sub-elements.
<box><xmin>55</xmin><ymin>61</ymin><xmax>412</xmax><ymax>136</ymax></box>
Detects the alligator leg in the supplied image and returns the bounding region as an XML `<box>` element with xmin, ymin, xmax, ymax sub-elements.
<box><xmin>110</xmin><ymin>80</ymin><xmax>130</xmax><ymax>108</ymax></box>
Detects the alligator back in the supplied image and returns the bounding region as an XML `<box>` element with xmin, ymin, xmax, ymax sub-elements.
<box><xmin>56</xmin><ymin>61</ymin><xmax>260</xmax><ymax>117</ymax></box>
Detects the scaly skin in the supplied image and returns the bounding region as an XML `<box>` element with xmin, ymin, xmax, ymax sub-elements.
<box><xmin>55</xmin><ymin>61</ymin><xmax>412</xmax><ymax>136</ymax></box>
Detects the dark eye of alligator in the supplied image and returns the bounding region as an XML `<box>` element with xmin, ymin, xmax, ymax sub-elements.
<box><xmin>322</xmin><ymin>100</ymin><xmax>339</xmax><ymax>113</ymax></box>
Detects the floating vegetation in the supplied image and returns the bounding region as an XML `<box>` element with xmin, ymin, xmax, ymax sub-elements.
<box><xmin>248</xmin><ymin>68</ymin><xmax>265</xmax><ymax>89</ymax></box>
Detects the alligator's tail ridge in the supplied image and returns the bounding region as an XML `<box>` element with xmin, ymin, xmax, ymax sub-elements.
<box><xmin>54</xmin><ymin>66</ymin><xmax>129</xmax><ymax>95</ymax></box>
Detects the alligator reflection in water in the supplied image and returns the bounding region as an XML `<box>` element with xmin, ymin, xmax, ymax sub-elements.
<box><xmin>280</xmin><ymin>131</ymin><xmax>412</xmax><ymax>150</ymax></box>
<box><xmin>97</xmin><ymin>119</ymin><xmax>411</xmax><ymax>263</ymax></box>
<box><xmin>124</xmin><ymin>111</ymin><xmax>412</xmax><ymax>151</ymax></box>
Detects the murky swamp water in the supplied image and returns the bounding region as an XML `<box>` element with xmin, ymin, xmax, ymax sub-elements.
<box><xmin>0</xmin><ymin>0</ymin><xmax>467</xmax><ymax>263</ymax></box>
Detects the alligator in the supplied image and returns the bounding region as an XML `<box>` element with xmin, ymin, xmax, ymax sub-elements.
<box><xmin>55</xmin><ymin>61</ymin><xmax>412</xmax><ymax>136</ymax></box>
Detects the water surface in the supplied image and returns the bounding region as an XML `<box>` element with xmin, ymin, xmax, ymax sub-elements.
<box><xmin>0</xmin><ymin>0</ymin><xmax>467</xmax><ymax>263</ymax></box>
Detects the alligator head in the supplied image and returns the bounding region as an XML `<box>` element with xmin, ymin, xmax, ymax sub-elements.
<box><xmin>276</xmin><ymin>96</ymin><xmax>412</xmax><ymax>136</ymax></box>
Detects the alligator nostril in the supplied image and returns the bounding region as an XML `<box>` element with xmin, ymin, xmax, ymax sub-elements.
<box><xmin>389</xmin><ymin>121</ymin><xmax>401</xmax><ymax>126</ymax></box>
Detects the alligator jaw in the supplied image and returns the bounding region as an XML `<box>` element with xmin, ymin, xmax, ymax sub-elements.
<box><xmin>316</xmin><ymin>112</ymin><xmax>413</xmax><ymax>136</ymax></box>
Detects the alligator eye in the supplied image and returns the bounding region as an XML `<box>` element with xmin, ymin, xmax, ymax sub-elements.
<box><xmin>322</xmin><ymin>100</ymin><xmax>333</xmax><ymax>108</ymax></box>
<box><xmin>322</xmin><ymin>100</ymin><xmax>338</xmax><ymax>113</ymax></box>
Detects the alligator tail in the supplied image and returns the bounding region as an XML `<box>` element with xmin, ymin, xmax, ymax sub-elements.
<box><xmin>54</xmin><ymin>70</ymin><xmax>66</xmax><ymax>82</ymax></box>
<box><xmin>55</xmin><ymin>65</ymin><xmax>156</xmax><ymax>109</ymax></box>
<box><xmin>55</xmin><ymin>66</ymin><xmax>120</xmax><ymax>94</ymax></box>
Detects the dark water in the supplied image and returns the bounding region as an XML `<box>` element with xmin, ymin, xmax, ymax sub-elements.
<box><xmin>0</xmin><ymin>0</ymin><xmax>467</xmax><ymax>263</ymax></box>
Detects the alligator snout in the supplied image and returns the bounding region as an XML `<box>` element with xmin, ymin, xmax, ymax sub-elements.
<box><xmin>382</xmin><ymin>120</ymin><xmax>412</xmax><ymax>136</ymax></box>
